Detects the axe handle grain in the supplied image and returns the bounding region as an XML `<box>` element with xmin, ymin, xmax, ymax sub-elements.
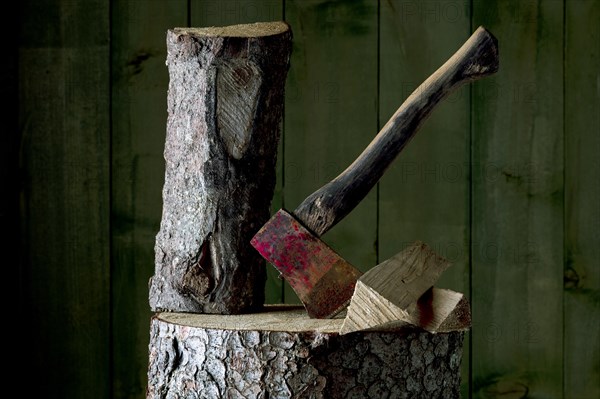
<box><xmin>293</xmin><ymin>26</ymin><xmax>499</xmax><ymax>236</ymax></box>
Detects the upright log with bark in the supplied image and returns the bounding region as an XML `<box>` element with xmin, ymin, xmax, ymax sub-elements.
<box><xmin>149</xmin><ymin>22</ymin><xmax>292</xmax><ymax>314</ymax></box>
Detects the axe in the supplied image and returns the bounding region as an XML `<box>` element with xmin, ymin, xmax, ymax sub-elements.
<box><xmin>251</xmin><ymin>26</ymin><xmax>499</xmax><ymax>318</ymax></box>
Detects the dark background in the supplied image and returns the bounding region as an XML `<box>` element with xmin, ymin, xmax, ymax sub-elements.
<box><xmin>7</xmin><ymin>0</ymin><xmax>598</xmax><ymax>398</ymax></box>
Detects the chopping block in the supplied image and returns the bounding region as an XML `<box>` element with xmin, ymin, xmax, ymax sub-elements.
<box><xmin>147</xmin><ymin>306</ymin><xmax>466</xmax><ymax>398</ymax></box>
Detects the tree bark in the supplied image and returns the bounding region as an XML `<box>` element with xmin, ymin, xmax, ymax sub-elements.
<box><xmin>147</xmin><ymin>307</ymin><xmax>465</xmax><ymax>398</ymax></box>
<box><xmin>149</xmin><ymin>22</ymin><xmax>292</xmax><ymax>314</ymax></box>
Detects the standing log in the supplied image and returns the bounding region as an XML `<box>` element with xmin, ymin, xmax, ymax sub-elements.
<box><xmin>147</xmin><ymin>307</ymin><xmax>465</xmax><ymax>398</ymax></box>
<box><xmin>149</xmin><ymin>22</ymin><xmax>292</xmax><ymax>314</ymax></box>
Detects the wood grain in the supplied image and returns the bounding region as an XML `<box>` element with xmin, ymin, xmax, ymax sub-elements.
<box><xmin>110</xmin><ymin>1</ymin><xmax>187</xmax><ymax>397</ymax></box>
<box><xmin>340</xmin><ymin>242</ymin><xmax>469</xmax><ymax>335</ymax></box>
<box><xmin>564</xmin><ymin>1</ymin><xmax>600</xmax><ymax>398</ymax></box>
<box><xmin>407</xmin><ymin>288</ymin><xmax>471</xmax><ymax>334</ymax></box>
<box><xmin>18</xmin><ymin>0</ymin><xmax>110</xmax><ymax>397</ymax></box>
<box><xmin>361</xmin><ymin>241</ymin><xmax>451</xmax><ymax>310</ymax></box>
<box><xmin>471</xmin><ymin>1</ymin><xmax>564</xmax><ymax>397</ymax></box>
<box><xmin>342</xmin><ymin>286</ymin><xmax>471</xmax><ymax>335</ymax></box>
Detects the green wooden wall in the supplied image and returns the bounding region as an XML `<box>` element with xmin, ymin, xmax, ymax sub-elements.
<box><xmin>12</xmin><ymin>0</ymin><xmax>598</xmax><ymax>398</ymax></box>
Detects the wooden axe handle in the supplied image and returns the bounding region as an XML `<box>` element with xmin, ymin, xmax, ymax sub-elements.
<box><xmin>293</xmin><ymin>26</ymin><xmax>499</xmax><ymax>236</ymax></box>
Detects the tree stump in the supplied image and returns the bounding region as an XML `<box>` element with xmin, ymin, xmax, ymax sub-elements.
<box><xmin>149</xmin><ymin>22</ymin><xmax>292</xmax><ymax>314</ymax></box>
<box><xmin>147</xmin><ymin>306</ymin><xmax>465</xmax><ymax>398</ymax></box>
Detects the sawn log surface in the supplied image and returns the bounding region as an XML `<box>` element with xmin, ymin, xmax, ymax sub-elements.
<box><xmin>147</xmin><ymin>307</ymin><xmax>465</xmax><ymax>398</ymax></box>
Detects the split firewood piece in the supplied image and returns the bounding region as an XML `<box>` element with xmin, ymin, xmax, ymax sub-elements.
<box><xmin>405</xmin><ymin>287</ymin><xmax>471</xmax><ymax>333</ymax></box>
<box><xmin>339</xmin><ymin>241</ymin><xmax>452</xmax><ymax>335</ymax></box>
<box><xmin>340</xmin><ymin>286</ymin><xmax>471</xmax><ymax>335</ymax></box>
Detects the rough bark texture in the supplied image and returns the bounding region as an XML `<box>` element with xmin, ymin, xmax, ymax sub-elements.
<box><xmin>149</xmin><ymin>22</ymin><xmax>292</xmax><ymax>314</ymax></box>
<box><xmin>147</xmin><ymin>308</ymin><xmax>465</xmax><ymax>398</ymax></box>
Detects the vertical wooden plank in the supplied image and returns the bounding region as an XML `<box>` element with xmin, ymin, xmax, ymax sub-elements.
<box><xmin>190</xmin><ymin>0</ymin><xmax>285</xmax><ymax>303</ymax></box>
<box><xmin>471</xmin><ymin>1</ymin><xmax>564</xmax><ymax>397</ymax></box>
<box><xmin>564</xmin><ymin>1</ymin><xmax>600</xmax><ymax>398</ymax></box>
<box><xmin>378</xmin><ymin>1</ymin><xmax>472</xmax><ymax>395</ymax></box>
<box><xmin>2</xmin><ymin>2</ymin><xmax>19</xmax><ymax>310</ymax></box>
<box><xmin>111</xmin><ymin>1</ymin><xmax>187</xmax><ymax>398</ymax></box>
<box><xmin>283</xmin><ymin>0</ymin><xmax>378</xmax><ymax>303</ymax></box>
<box><xmin>19</xmin><ymin>0</ymin><xmax>110</xmax><ymax>397</ymax></box>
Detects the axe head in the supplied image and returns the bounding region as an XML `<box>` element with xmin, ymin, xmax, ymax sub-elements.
<box><xmin>251</xmin><ymin>209</ymin><xmax>363</xmax><ymax>318</ymax></box>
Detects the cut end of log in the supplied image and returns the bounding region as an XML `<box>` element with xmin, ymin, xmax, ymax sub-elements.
<box><xmin>172</xmin><ymin>21</ymin><xmax>290</xmax><ymax>38</ymax></box>
<box><xmin>157</xmin><ymin>305</ymin><xmax>345</xmax><ymax>334</ymax></box>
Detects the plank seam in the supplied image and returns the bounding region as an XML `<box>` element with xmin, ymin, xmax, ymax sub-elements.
<box><xmin>561</xmin><ymin>0</ymin><xmax>567</xmax><ymax>397</ymax></box>
<box><xmin>468</xmin><ymin>0</ymin><xmax>474</xmax><ymax>397</ymax></box>
<box><xmin>108</xmin><ymin>0</ymin><xmax>114</xmax><ymax>396</ymax></box>
<box><xmin>375</xmin><ymin>0</ymin><xmax>381</xmax><ymax>266</ymax></box>
<box><xmin>281</xmin><ymin>0</ymin><xmax>286</xmax><ymax>303</ymax></box>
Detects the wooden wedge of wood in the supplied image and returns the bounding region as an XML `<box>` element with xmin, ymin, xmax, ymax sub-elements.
<box><xmin>340</xmin><ymin>241</ymin><xmax>471</xmax><ymax>335</ymax></box>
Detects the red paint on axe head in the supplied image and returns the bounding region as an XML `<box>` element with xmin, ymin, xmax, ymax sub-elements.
<box><xmin>251</xmin><ymin>209</ymin><xmax>362</xmax><ymax>318</ymax></box>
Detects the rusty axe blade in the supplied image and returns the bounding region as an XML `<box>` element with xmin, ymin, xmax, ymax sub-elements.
<box><xmin>251</xmin><ymin>209</ymin><xmax>363</xmax><ymax>318</ymax></box>
<box><xmin>252</xmin><ymin>26</ymin><xmax>499</xmax><ymax>319</ymax></box>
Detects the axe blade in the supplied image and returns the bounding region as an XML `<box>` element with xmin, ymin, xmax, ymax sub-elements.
<box><xmin>251</xmin><ymin>209</ymin><xmax>362</xmax><ymax>318</ymax></box>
